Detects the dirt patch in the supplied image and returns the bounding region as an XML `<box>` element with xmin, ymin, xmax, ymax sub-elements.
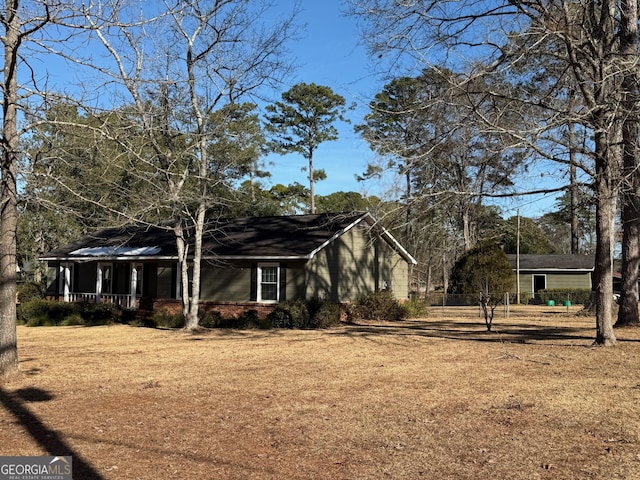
<box><xmin>2</xmin><ymin>305</ymin><xmax>640</xmax><ymax>479</ymax></box>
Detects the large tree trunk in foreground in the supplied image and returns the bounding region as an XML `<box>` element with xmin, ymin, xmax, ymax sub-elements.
<box><xmin>615</xmin><ymin>0</ymin><xmax>640</xmax><ymax>327</ymax></box>
<box><xmin>592</xmin><ymin>133</ymin><xmax>617</xmax><ymax>345</ymax></box>
<box><xmin>616</xmin><ymin>200</ymin><xmax>640</xmax><ymax>326</ymax></box>
<box><xmin>0</xmin><ymin>0</ymin><xmax>20</xmax><ymax>377</ymax></box>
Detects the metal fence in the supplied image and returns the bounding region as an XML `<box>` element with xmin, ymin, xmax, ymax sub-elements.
<box><xmin>420</xmin><ymin>291</ymin><xmax>589</xmax><ymax>307</ymax></box>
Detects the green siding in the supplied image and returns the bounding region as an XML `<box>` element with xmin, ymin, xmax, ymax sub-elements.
<box><xmin>199</xmin><ymin>262</ymin><xmax>306</xmax><ymax>302</ymax></box>
<box><xmin>516</xmin><ymin>272</ymin><xmax>592</xmax><ymax>294</ymax></box>
<box><xmin>200</xmin><ymin>264</ymin><xmax>251</xmax><ymax>301</ymax></box>
<box><xmin>378</xmin><ymin>238</ymin><xmax>409</xmax><ymax>298</ymax></box>
<box><xmin>156</xmin><ymin>262</ymin><xmax>174</xmax><ymax>299</ymax></box>
<box><xmin>285</xmin><ymin>262</ymin><xmax>306</xmax><ymax>300</ymax></box>
<box><xmin>547</xmin><ymin>273</ymin><xmax>592</xmax><ymax>290</ymax></box>
<box><xmin>305</xmin><ymin>224</ymin><xmax>410</xmax><ymax>302</ymax></box>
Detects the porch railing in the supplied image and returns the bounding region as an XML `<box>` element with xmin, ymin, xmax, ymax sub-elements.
<box><xmin>68</xmin><ymin>292</ymin><xmax>137</xmax><ymax>310</ymax></box>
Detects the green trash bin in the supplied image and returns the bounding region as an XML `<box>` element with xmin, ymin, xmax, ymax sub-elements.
<box><xmin>546</xmin><ymin>300</ymin><xmax>555</xmax><ymax>306</ymax></box>
<box><xmin>563</xmin><ymin>300</ymin><xmax>572</xmax><ymax>307</ymax></box>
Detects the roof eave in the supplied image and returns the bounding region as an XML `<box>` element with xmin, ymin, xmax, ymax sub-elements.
<box><xmin>40</xmin><ymin>255</ymin><xmax>180</xmax><ymax>262</ymax></box>
<box><xmin>40</xmin><ymin>254</ymin><xmax>313</xmax><ymax>262</ymax></box>
<box><xmin>514</xmin><ymin>268</ymin><xmax>594</xmax><ymax>272</ymax></box>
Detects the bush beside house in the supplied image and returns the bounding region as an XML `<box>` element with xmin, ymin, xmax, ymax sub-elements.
<box><xmin>16</xmin><ymin>290</ymin><xmax>413</xmax><ymax>329</ymax></box>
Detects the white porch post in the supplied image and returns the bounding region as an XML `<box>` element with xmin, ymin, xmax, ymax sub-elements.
<box><xmin>96</xmin><ymin>263</ymin><xmax>103</xmax><ymax>303</ymax></box>
<box><xmin>60</xmin><ymin>264</ymin><xmax>71</xmax><ymax>302</ymax></box>
<box><xmin>176</xmin><ymin>262</ymin><xmax>181</xmax><ymax>299</ymax></box>
<box><xmin>129</xmin><ymin>264</ymin><xmax>139</xmax><ymax>310</ymax></box>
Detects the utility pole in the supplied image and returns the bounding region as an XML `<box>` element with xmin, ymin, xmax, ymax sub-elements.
<box><xmin>516</xmin><ymin>209</ymin><xmax>521</xmax><ymax>304</ymax></box>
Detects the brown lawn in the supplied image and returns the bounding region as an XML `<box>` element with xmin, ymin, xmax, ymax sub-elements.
<box><xmin>1</xmin><ymin>305</ymin><xmax>640</xmax><ymax>479</ymax></box>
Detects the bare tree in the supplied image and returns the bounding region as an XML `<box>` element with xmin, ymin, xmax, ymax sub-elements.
<box><xmin>61</xmin><ymin>0</ymin><xmax>299</xmax><ymax>329</ymax></box>
<box><xmin>1</xmin><ymin>0</ymin><xmax>62</xmax><ymax>377</ymax></box>
<box><xmin>349</xmin><ymin>0</ymin><xmax>634</xmax><ymax>345</ymax></box>
<box><xmin>615</xmin><ymin>0</ymin><xmax>640</xmax><ymax>327</ymax></box>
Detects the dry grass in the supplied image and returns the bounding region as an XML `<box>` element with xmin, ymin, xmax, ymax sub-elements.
<box><xmin>2</xmin><ymin>305</ymin><xmax>640</xmax><ymax>479</ymax></box>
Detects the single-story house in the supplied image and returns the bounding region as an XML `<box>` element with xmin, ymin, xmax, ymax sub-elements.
<box><xmin>40</xmin><ymin>212</ymin><xmax>417</xmax><ymax>316</ymax></box>
<box><xmin>506</xmin><ymin>254</ymin><xmax>595</xmax><ymax>297</ymax></box>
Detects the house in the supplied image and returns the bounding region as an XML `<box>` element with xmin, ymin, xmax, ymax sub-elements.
<box><xmin>506</xmin><ymin>254</ymin><xmax>595</xmax><ymax>298</ymax></box>
<box><xmin>40</xmin><ymin>212</ymin><xmax>417</xmax><ymax>317</ymax></box>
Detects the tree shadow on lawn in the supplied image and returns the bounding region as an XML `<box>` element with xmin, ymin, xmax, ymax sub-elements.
<box><xmin>0</xmin><ymin>385</ymin><xmax>105</xmax><ymax>479</ymax></box>
<box><xmin>335</xmin><ymin>318</ymin><xmax>599</xmax><ymax>345</ymax></box>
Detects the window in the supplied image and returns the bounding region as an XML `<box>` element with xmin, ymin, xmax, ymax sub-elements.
<box><xmin>258</xmin><ymin>263</ymin><xmax>279</xmax><ymax>302</ymax></box>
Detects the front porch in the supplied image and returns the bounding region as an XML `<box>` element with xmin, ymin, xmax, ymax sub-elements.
<box><xmin>51</xmin><ymin>261</ymin><xmax>144</xmax><ymax>310</ymax></box>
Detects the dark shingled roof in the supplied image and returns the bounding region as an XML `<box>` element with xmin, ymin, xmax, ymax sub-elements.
<box><xmin>41</xmin><ymin>212</ymin><xmax>416</xmax><ymax>263</ymax></box>
<box><xmin>506</xmin><ymin>254</ymin><xmax>595</xmax><ymax>271</ymax></box>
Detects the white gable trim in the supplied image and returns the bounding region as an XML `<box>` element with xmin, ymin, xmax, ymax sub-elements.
<box><xmin>306</xmin><ymin>213</ymin><xmax>417</xmax><ymax>265</ymax></box>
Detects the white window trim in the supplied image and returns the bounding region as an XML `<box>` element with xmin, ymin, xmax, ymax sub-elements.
<box><xmin>257</xmin><ymin>263</ymin><xmax>280</xmax><ymax>303</ymax></box>
<box><xmin>532</xmin><ymin>273</ymin><xmax>547</xmax><ymax>293</ymax></box>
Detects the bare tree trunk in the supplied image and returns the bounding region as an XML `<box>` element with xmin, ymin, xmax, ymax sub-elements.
<box><xmin>174</xmin><ymin>225</ymin><xmax>190</xmax><ymax>320</ymax></box>
<box><xmin>462</xmin><ymin>208</ymin><xmax>472</xmax><ymax>251</ymax></box>
<box><xmin>309</xmin><ymin>151</ymin><xmax>315</xmax><ymax>214</ymax></box>
<box><xmin>617</xmin><ymin>206</ymin><xmax>640</xmax><ymax>326</ymax></box>
<box><xmin>568</xmin><ymin>110</ymin><xmax>580</xmax><ymax>254</ymax></box>
<box><xmin>592</xmin><ymin>131</ymin><xmax>617</xmax><ymax>346</ymax></box>
<box><xmin>615</xmin><ymin>0</ymin><xmax>640</xmax><ymax>327</ymax></box>
<box><xmin>0</xmin><ymin>0</ymin><xmax>20</xmax><ymax>377</ymax></box>
<box><xmin>185</xmin><ymin>204</ymin><xmax>205</xmax><ymax>330</ymax></box>
<box><xmin>425</xmin><ymin>261</ymin><xmax>432</xmax><ymax>297</ymax></box>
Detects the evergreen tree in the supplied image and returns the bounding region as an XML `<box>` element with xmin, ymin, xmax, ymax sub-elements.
<box><xmin>265</xmin><ymin>82</ymin><xmax>352</xmax><ymax>213</ymax></box>
<box><xmin>449</xmin><ymin>241</ymin><xmax>514</xmax><ymax>331</ymax></box>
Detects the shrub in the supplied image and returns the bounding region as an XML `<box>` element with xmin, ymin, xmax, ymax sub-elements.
<box><xmin>537</xmin><ymin>289</ymin><xmax>591</xmax><ymax>305</ymax></box>
<box><xmin>237</xmin><ymin>309</ymin><xmax>261</xmax><ymax>328</ymax></box>
<box><xmin>213</xmin><ymin>310</ymin><xmax>263</xmax><ymax>329</ymax></box>
<box><xmin>75</xmin><ymin>302</ymin><xmax>119</xmax><ymax>325</ymax></box>
<box><xmin>306</xmin><ymin>297</ymin><xmax>341</xmax><ymax>328</ymax></box>
<box><xmin>403</xmin><ymin>296</ymin><xmax>429</xmax><ymax>318</ymax></box>
<box><xmin>268</xmin><ymin>299</ymin><xmax>309</xmax><ymax>329</ymax></box>
<box><xmin>17</xmin><ymin>282</ymin><xmax>45</xmax><ymax>303</ymax></box>
<box><xmin>266</xmin><ymin>298</ymin><xmax>340</xmax><ymax>329</ymax></box>
<box><xmin>151</xmin><ymin>309</ymin><xmax>184</xmax><ymax>328</ymax></box>
<box><xmin>18</xmin><ymin>299</ymin><xmax>80</xmax><ymax>326</ymax></box>
<box><xmin>200</xmin><ymin>311</ymin><xmax>224</xmax><ymax>328</ymax></box>
<box><xmin>59</xmin><ymin>314</ymin><xmax>86</xmax><ymax>326</ymax></box>
<box><xmin>349</xmin><ymin>290</ymin><xmax>407</xmax><ymax>322</ymax></box>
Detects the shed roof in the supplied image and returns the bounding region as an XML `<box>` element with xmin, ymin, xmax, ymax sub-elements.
<box><xmin>41</xmin><ymin>212</ymin><xmax>417</xmax><ymax>264</ymax></box>
<box><xmin>506</xmin><ymin>254</ymin><xmax>595</xmax><ymax>271</ymax></box>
